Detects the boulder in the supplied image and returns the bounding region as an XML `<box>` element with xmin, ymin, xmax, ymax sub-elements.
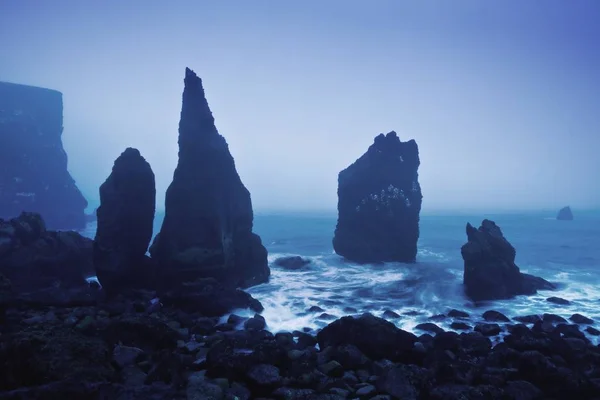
<box><xmin>332</xmin><ymin>131</ymin><xmax>422</xmax><ymax>263</ymax></box>
<box><xmin>0</xmin><ymin>82</ymin><xmax>88</xmax><ymax>230</ymax></box>
<box><xmin>461</xmin><ymin>219</ymin><xmax>555</xmax><ymax>301</ymax></box>
<box><xmin>0</xmin><ymin>212</ymin><xmax>94</xmax><ymax>300</ymax></box>
<box><xmin>317</xmin><ymin>313</ymin><xmax>417</xmax><ymax>362</ymax></box>
<box><xmin>557</xmin><ymin>206</ymin><xmax>573</xmax><ymax>221</ymax></box>
<box><xmin>94</xmin><ymin>148</ymin><xmax>156</xmax><ymax>292</ymax></box>
<box><xmin>273</xmin><ymin>255</ymin><xmax>311</xmax><ymax>270</ymax></box>
<box><xmin>150</xmin><ymin>68</ymin><xmax>268</xmax><ymax>288</ymax></box>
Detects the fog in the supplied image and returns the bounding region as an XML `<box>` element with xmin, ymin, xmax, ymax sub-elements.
<box><xmin>1</xmin><ymin>0</ymin><xmax>599</xmax><ymax>213</ymax></box>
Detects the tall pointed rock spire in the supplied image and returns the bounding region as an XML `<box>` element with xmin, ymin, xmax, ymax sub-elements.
<box><xmin>150</xmin><ymin>67</ymin><xmax>269</xmax><ymax>288</ymax></box>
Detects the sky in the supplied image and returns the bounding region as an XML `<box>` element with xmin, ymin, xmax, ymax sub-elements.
<box><xmin>1</xmin><ymin>0</ymin><xmax>599</xmax><ymax>213</ymax></box>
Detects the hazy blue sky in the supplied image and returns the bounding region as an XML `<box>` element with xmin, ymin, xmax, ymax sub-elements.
<box><xmin>1</xmin><ymin>0</ymin><xmax>599</xmax><ymax>213</ymax></box>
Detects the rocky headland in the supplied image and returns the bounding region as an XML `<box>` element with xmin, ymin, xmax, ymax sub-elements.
<box><xmin>0</xmin><ymin>82</ymin><xmax>88</xmax><ymax>230</ymax></box>
<box><xmin>333</xmin><ymin>132</ymin><xmax>423</xmax><ymax>264</ymax></box>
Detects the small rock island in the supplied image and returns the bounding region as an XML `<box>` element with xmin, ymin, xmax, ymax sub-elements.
<box><xmin>462</xmin><ymin>219</ymin><xmax>555</xmax><ymax>301</ymax></box>
<box><xmin>333</xmin><ymin>131</ymin><xmax>423</xmax><ymax>263</ymax></box>
<box><xmin>557</xmin><ymin>206</ymin><xmax>574</xmax><ymax>221</ymax></box>
<box><xmin>0</xmin><ymin>82</ymin><xmax>88</xmax><ymax>230</ymax></box>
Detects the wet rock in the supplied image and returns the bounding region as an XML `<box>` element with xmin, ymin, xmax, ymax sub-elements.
<box><xmin>332</xmin><ymin>131</ymin><xmax>422</xmax><ymax>263</ymax></box>
<box><xmin>317</xmin><ymin>313</ymin><xmax>338</xmax><ymax>321</ymax></box>
<box><xmin>474</xmin><ymin>323</ymin><xmax>502</xmax><ymax>337</ymax></box>
<box><xmin>483</xmin><ymin>310</ymin><xmax>510</xmax><ymax>322</ymax></box>
<box><xmin>450</xmin><ymin>322</ymin><xmax>471</xmax><ymax>331</ymax></box>
<box><xmin>94</xmin><ymin>147</ymin><xmax>156</xmax><ymax>293</ymax></box>
<box><xmin>586</xmin><ymin>327</ymin><xmax>600</xmax><ymax>336</ymax></box>
<box><xmin>159</xmin><ymin>278</ymin><xmax>263</xmax><ymax>316</ymax></box>
<box><xmin>317</xmin><ymin>314</ymin><xmax>417</xmax><ymax>362</ymax></box>
<box><xmin>247</xmin><ymin>364</ymin><xmax>281</xmax><ymax>387</ymax></box>
<box><xmin>0</xmin><ymin>81</ymin><xmax>87</xmax><ymax>230</ymax></box>
<box><xmin>244</xmin><ymin>314</ymin><xmax>266</xmax><ymax>331</ymax></box>
<box><xmin>273</xmin><ymin>256</ymin><xmax>311</xmax><ymax>270</ymax></box>
<box><xmin>514</xmin><ymin>315</ymin><xmax>542</xmax><ymax>324</ymax></box>
<box><xmin>557</xmin><ymin>206</ymin><xmax>574</xmax><ymax>221</ymax></box>
<box><xmin>542</xmin><ymin>313</ymin><xmax>567</xmax><ymax>324</ymax></box>
<box><xmin>415</xmin><ymin>323</ymin><xmax>444</xmax><ymax>335</ymax></box>
<box><xmin>382</xmin><ymin>309</ymin><xmax>400</xmax><ymax>319</ymax></box>
<box><xmin>150</xmin><ymin>67</ymin><xmax>268</xmax><ymax>289</ymax></box>
<box><xmin>570</xmin><ymin>313</ymin><xmax>593</xmax><ymax>324</ymax></box>
<box><xmin>546</xmin><ymin>296</ymin><xmax>570</xmax><ymax>305</ymax></box>
<box><xmin>308</xmin><ymin>305</ymin><xmax>325</xmax><ymax>313</ymax></box>
<box><xmin>461</xmin><ymin>220</ymin><xmax>555</xmax><ymax>301</ymax></box>
<box><xmin>447</xmin><ymin>309</ymin><xmax>469</xmax><ymax>319</ymax></box>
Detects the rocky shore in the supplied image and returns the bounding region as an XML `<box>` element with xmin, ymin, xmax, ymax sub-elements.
<box><xmin>1</xmin><ymin>287</ymin><xmax>600</xmax><ymax>399</ymax></box>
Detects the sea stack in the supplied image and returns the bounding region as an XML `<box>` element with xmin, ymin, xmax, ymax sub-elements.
<box><xmin>333</xmin><ymin>131</ymin><xmax>423</xmax><ymax>263</ymax></box>
<box><xmin>0</xmin><ymin>82</ymin><xmax>88</xmax><ymax>229</ymax></box>
<box><xmin>94</xmin><ymin>148</ymin><xmax>156</xmax><ymax>292</ymax></box>
<box><xmin>150</xmin><ymin>68</ymin><xmax>268</xmax><ymax>288</ymax></box>
<box><xmin>461</xmin><ymin>219</ymin><xmax>555</xmax><ymax>301</ymax></box>
<box><xmin>557</xmin><ymin>206</ymin><xmax>574</xmax><ymax>221</ymax></box>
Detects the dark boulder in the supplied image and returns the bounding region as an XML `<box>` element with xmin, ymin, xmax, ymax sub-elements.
<box><xmin>0</xmin><ymin>212</ymin><xmax>94</xmax><ymax>298</ymax></box>
<box><xmin>0</xmin><ymin>82</ymin><xmax>88</xmax><ymax>230</ymax></box>
<box><xmin>150</xmin><ymin>68</ymin><xmax>268</xmax><ymax>288</ymax></box>
<box><xmin>333</xmin><ymin>131</ymin><xmax>422</xmax><ymax>263</ymax></box>
<box><xmin>273</xmin><ymin>255</ymin><xmax>311</xmax><ymax>270</ymax></box>
<box><xmin>557</xmin><ymin>206</ymin><xmax>573</xmax><ymax>221</ymax></box>
<box><xmin>94</xmin><ymin>147</ymin><xmax>156</xmax><ymax>292</ymax></box>
<box><xmin>317</xmin><ymin>313</ymin><xmax>417</xmax><ymax>362</ymax></box>
<box><xmin>461</xmin><ymin>219</ymin><xmax>555</xmax><ymax>301</ymax></box>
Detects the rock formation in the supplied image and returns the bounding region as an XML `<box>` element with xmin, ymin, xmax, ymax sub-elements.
<box><xmin>0</xmin><ymin>82</ymin><xmax>88</xmax><ymax>230</ymax></box>
<box><xmin>94</xmin><ymin>148</ymin><xmax>156</xmax><ymax>292</ymax></box>
<box><xmin>150</xmin><ymin>68</ymin><xmax>269</xmax><ymax>288</ymax></box>
<box><xmin>333</xmin><ymin>131</ymin><xmax>422</xmax><ymax>263</ymax></box>
<box><xmin>0</xmin><ymin>212</ymin><xmax>94</xmax><ymax>303</ymax></box>
<box><xmin>461</xmin><ymin>219</ymin><xmax>555</xmax><ymax>301</ymax></box>
<box><xmin>557</xmin><ymin>206</ymin><xmax>574</xmax><ymax>221</ymax></box>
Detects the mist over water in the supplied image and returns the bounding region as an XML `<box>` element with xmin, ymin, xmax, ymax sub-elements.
<box><xmin>82</xmin><ymin>210</ymin><xmax>600</xmax><ymax>339</ymax></box>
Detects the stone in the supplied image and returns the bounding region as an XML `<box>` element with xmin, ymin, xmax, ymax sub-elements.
<box><xmin>557</xmin><ymin>206</ymin><xmax>573</xmax><ymax>221</ymax></box>
<box><xmin>461</xmin><ymin>219</ymin><xmax>555</xmax><ymax>301</ymax></box>
<box><xmin>0</xmin><ymin>81</ymin><xmax>87</xmax><ymax>230</ymax></box>
<box><xmin>273</xmin><ymin>255</ymin><xmax>311</xmax><ymax>270</ymax></box>
<box><xmin>94</xmin><ymin>147</ymin><xmax>156</xmax><ymax>292</ymax></box>
<box><xmin>570</xmin><ymin>313</ymin><xmax>593</xmax><ymax>324</ymax></box>
<box><xmin>332</xmin><ymin>131</ymin><xmax>422</xmax><ymax>263</ymax></box>
<box><xmin>0</xmin><ymin>212</ymin><xmax>94</xmax><ymax>297</ymax></box>
<box><xmin>150</xmin><ymin>68</ymin><xmax>268</xmax><ymax>288</ymax></box>
<box><xmin>317</xmin><ymin>313</ymin><xmax>417</xmax><ymax>363</ymax></box>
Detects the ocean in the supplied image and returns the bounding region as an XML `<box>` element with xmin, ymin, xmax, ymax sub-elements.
<box><xmin>83</xmin><ymin>210</ymin><xmax>600</xmax><ymax>337</ymax></box>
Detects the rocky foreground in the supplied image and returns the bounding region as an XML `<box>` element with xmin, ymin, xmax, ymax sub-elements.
<box><xmin>2</xmin><ymin>286</ymin><xmax>600</xmax><ymax>400</ymax></box>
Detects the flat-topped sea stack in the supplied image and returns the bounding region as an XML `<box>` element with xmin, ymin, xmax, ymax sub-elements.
<box><xmin>557</xmin><ymin>206</ymin><xmax>574</xmax><ymax>221</ymax></box>
<box><xmin>333</xmin><ymin>131</ymin><xmax>423</xmax><ymax>263</ymax></box>
<box><xmin>150</xmin><ymin>68</ymin><xmax>268</xmax><ymax>288</ymax></box>
<box><xmin>0</xmin><ymin>82</ymin><xmax>87</xmax><ymax>230</ymax></box>
<box><xmin>462</xmin><ymin>219</ymin><xmax>555</xmax><ymax>301</ymax></box>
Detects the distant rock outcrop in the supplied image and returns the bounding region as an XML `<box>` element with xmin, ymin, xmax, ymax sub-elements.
<box><xmin>0</xmin><ymin>212</ymin><xmax>94</xmax><ymax>303</ymax></box>
<box><xmin>94</xmin><ymin>148</ymin><xmax>156</xmax><ymax>293</ymax></box>
<box><xmin>0</xmin><ymin>82</ymin><xmax>88</xmax><ymax>230</ymax></box>
<box><xmin>557</xmin><ymin>206</ymin><xmax>574</xmax><ymax>221</ymax></box>
<box><xmin>461</xmin><ymin>219</ymin><xmax>555</xmax><ymax>301</ymax></box>
<box><xmin>333</xmin><ymin>131</ymin><xmax>423</xmax><ymax>263</ymax></box>
<box><xmin>150</xmin><ymin>68</ymin><xmax>268</xmax><ymax>288</ymax></box>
